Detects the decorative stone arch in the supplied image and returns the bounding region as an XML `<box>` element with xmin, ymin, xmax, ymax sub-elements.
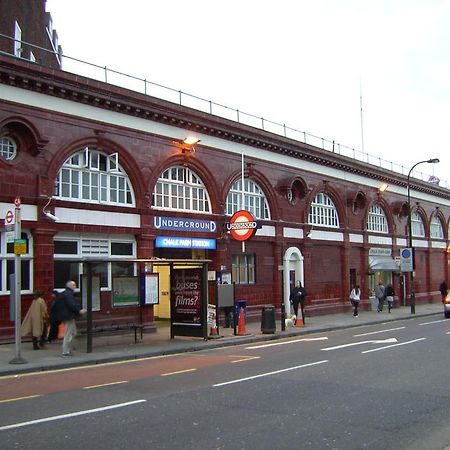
<box><xmin>305</xmin><ymin>183</ymin><xmax>343</xmax><ymax>227</ymax></box>
<box><xmin>410</xmin><ymin>206</ymin><xmax>428</xmax><ymax>237</ymax></box>
<box><xmin>430</xmin><ymin>209</ymin><xmax>446</xmax><ymax>239</ymax></box>
<box><xmin>222</xmin><ymin>167</ymin><xmax>278</xmax><ymax>219</ymax></box>
<box><xmin>46</xmin><ymin>136</ymin><xmax>145</xmax><ymax>207</ymax></box>
<box><xmin>278</xmin><ymin>176</ymin><xmax>309</xmax><ymax>206</ymax></box>
<box><xmin>364</xmin><ymin>199</ymin><xmax>392</xmax><ymax>233</ymax></box>
<box><xmin>148</xmin><ymin>154</ymin><xmax>221</xmax><ymax>214</ymax></box>
<box><xmin>282</xmin><ymin>246</ymin><xmax>305</xmax><ymax>316</ymax></box>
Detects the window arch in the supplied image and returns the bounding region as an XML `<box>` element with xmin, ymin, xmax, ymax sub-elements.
<box><xmin>152</xmin><ymin>166</ymin><xmax>211</xmax><ymax>213</ymax></box>
<box><xmin>0</xmin><ymin>136</ymin><xmax>18</xmax><ymax>160</ymax></box>
<box><xmin>411</xmin><ymin>211</ymin><xmax>425</xmax><ymax>237</ymax></box>
<box><xmin>430</xmin><ymin>216</ymin><xmax>444</xmax><ymax>239</ymax></box>
<box><xmin>308</xmin><ymin>192</ymin><xmax>339</xmax><ymax>227</ymax></box>
<box><xmin>367</xmin><ymin>204</ymin><xmax>388</xmax><ymax>233</ymax></box>
<box><xmin>225</xmin><ymin>178</ymin><xmax>270</xmax><ymax>219</ymax></box>
<box><xmin>54</xmin><ymin>147</ymin><xmax>135</xmax><ymax>206</ymax></box>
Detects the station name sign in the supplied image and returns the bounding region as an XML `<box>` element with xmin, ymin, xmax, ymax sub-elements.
<box><xmin>225</xmin><ymin>210</ymin><xmax>260</xmax><ymax>241</ymax></box>
<box><xmin>154</xmin><ymin>216</ymin><xmax>217</xmax><ymax>233</ymax></box>
<box><xmin>155</xmin><ymin>236</ymin><xmax>216</xmax><ymax>250</ymax></box>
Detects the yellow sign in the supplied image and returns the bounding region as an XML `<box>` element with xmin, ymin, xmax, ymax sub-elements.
<box><xmin>14</xmin><ymin>239</ymin><xmax>27</xmax><ymax>255</ymax></box>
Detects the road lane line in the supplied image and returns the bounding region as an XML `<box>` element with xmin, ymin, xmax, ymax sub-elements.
<box><xmin>0</xmin><ymin>395</ymin><xmax>42</xmax><ymax>404</ymax></box>
<box><xmin>83</xmin><ymin>381</ymin><xmax>128</xmax><ymax>389</ymax></box>
<box><xmin>321</xmin><ymin>338</ymin><xmax>398</xmax><ymax>351</ymax></box>
<box><xmin>230</xmin><ymin>356</ymin><xmax>260</xmax><ymax>363</ymax></box>
<box><xmin>160</xmin><ymin>368</ymin><xmax>197</xmax><ymax>376</ymax></box>
<box><xmin>354</xmin><ymin>327</ymin><xmax>405</xmax><ymax>337</ymax></box>
<box><xmin>213</xmin><ymin>360</ymin><xmax>328</xmax><ymax>387</ymax></box>
<box><xmin>361</xmin><ymin>337</ymin><xmax>426</xmax><ymax>354</ymax></box>
<box><xmin>245</xmin><ymin>337</ymin><xmax>328</xmax><ymax>349</ymax></box>
<box><xmin>419</xmin><ymin>319</ymin><xmax>448</xmax><ymax>326</ymax></box>
<box><xmin>0</xmin><ymin>399</ymin><xmax>146</xmax><ymax>431</ymax></box>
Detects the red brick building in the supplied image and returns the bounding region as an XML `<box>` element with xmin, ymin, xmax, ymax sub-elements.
<box><xmin>0</xmin><ymin>2</ymin><xmax>448</xmax><ymax>338</ymax></box>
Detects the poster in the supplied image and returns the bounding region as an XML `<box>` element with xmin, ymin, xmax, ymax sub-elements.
<box><xmin>144</xmin><ymin>273</ymin><xmax>159</xmax><ymax>305</ymax></box>
<box><xmin>171</xmin><ymin>268</ymin><xmax>202</xmax><ymax>326</ymax></box>
<box><xmin>113</xmin><ymin>276</ymin><xmax>139</xmax><ymax>306</ymax></box>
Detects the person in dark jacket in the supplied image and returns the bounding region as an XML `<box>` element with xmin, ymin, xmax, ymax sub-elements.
<box><xmin>385</xmin><ymin>284</ymin><xmax>395</xmax><ymax>313</ymax></box>
<box><xmin>47</xmin><ymin>289</ymin><xmax>62</xmax><ymax>342</ymax></box>
<box><xmin>289</xmin><ymin>280</ymin><xmax>308</xmax><ymax>324</ymax></box>
<box><xmin>439</xmin><ymin>281</ymin><xmax>448</xmax><ymax>303</ymax></box>
<box><xmin>57</xmin><ymin>280</ymin><xmax>86</xmax><ymax>356</ymax></box>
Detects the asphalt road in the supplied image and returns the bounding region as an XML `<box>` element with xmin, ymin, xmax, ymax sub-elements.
<box><xmin>1</xmin><ymin>316</ymin><xmax>450</xmax><ymax>450</ymax></box>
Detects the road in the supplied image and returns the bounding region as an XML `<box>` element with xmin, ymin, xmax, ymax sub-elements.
<box><xmin>1</xmin><ymin>317</ymin><xmax>450</xmax><ymax>449</ymax></box>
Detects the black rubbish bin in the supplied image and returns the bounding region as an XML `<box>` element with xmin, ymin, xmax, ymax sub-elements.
<box><xmin>261</xmin><ymin>306</ymin><xmax>276</xmax><ymax>334</ymax></box>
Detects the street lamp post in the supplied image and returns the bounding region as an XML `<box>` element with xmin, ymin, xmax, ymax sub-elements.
<box><xmin>407</xmin><ymin>158</ymin><xmax>440</xmax><ymax>313</ymax></box>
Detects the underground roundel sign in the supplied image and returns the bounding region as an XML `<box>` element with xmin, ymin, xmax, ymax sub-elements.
<box><xmin>226</xmin><ymin>210</ymin><xmax>258</xmax><ymax>241</ymax></box>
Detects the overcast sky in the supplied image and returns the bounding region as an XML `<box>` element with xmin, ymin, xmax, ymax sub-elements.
<box><xmin>46</xmin><ymin>0</ymin><xmax>450</xmax><ymax>185</ymax></box>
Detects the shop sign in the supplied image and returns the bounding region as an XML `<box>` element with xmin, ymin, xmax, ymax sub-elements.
<box><xmin>369</xmin><ymin>248</ymin><xmax>391</xmax><ymax>257</ymax></box>
<box><xmin>225</xmin><ymin>210</ymin><xmax>260</xmax><ymax>241</ymax></box>
<box><xmin>154</xmin><ymin>216</ymin><xmax>217</xmax><ymax>233</ymax></box>
<box><xmin>14</xmin><ymin>239</ymin><xmax>27</xmax><ymax>255</ymax></box>
<box><xmin>155</xmin><ymin>236</ymin><xmax>216</xmax><ymax>249</ymax></box>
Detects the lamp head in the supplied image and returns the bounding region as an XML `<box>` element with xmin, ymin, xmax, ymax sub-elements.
<box><xmin>427</xmin><ymin>158</ymin><xmax>439</xmax><ymax>163</ymax></box>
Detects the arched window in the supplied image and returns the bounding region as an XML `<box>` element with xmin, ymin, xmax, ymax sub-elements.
<box><xmin>367</xmin><ymin>204</ymin><xmax>388</xmax><ymax>233</ymax></box>
<box><xmin>0</xmin><ymin>136</ymin><xmax>17</xmax><ymax>160</ymax></box>
<box><xmin>411</xmin><ymin>212</ymin><xmax>425</xmax><ymax>237</ymax></box>
<box><xmin>54</xmin><ymin>147</ymin><xmax>134</xmax><ymax>206</ymax></box>
<box><xmin>308</xmin><ymin>193</ymin><xmax>339</xmax><ymax>227</ymax></box>
<box><xmin>430</xmin><ymin>216</ymin><xmax>444</xmax><ymax>239</ymax></box>
<box><xmin>152</xmin><ymin>166</ymin><xmax>211</xmax><ymax>213</ymax></box>
<box><xmin>225</xmin><ymin>178</ymin><xmax>270</xmax><ymax>219</ymax></box>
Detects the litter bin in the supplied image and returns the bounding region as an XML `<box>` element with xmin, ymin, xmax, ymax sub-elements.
<box><xmin>261</xmin><ymin>305</ymin><xmax>276</xmax><ymax>334</ymax></box>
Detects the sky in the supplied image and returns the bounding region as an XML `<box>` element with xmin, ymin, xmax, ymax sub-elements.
<box><xmin>45</xmin><ymin>0</ymin><xmax>450</xmax><ymax>186</ymax></box>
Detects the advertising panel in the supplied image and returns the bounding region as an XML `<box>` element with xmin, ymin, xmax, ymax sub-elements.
<box><xmin>171</xmin><ymin>268</ymin><xmax>202</xmax><ymax>326</ymax></box>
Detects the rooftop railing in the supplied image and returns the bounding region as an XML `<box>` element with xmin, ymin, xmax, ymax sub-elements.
<box><xmin>0</xmin><ymin>33</ymin><xmax>447</xmax><ymax>189</ymax></box>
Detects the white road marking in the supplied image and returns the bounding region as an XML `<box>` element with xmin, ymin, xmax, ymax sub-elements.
<box><xmin>245</xmin><ymin>337</ymin><xmax>328</xmax><ymax>349</ymax></box>
<box><xmin>83</xmin><ymin>381</ymin><xmax>128</xmax><ymax>389</ymax></box>
<box><xmin>213</xmin><ymin>360</ymin><xmax>328</xmax><ymax>387</ymax></box>
<box><xmin>419</xmin><ymin>319</ymin><xmax>448</xmax><ymax>326</ymax></box>
<box><xmin>230</xmin><ymin>356</ymin><xmax>261</xmax><ymax>363</ymax></box>
<box><xmin>321</xmin><ymin>338</ymin><xmax>398</xmax><ymax>351</ymax></box>
<box><xmin>0</xmin><ymin>395</ymin><xmax>42</xmax><ymax>404</ymax></box>
<box><xmin>161</xmin><ymin>368</ymin><xmax>196</xmax><ymax>376</ymax></box>
<box><xmin>362</xmin><ymin>338</ymin><xmax>426</xmax><ymax>354</ymax></box>
<box><xmin>0</xmin><ymin>400</ymin><xmax>146</xmax><ymax>431</ymax></box>
<box><xmin>354</xmin><ymin>327</ymin><xmax>405</xmax><ymax>337</ymax></box>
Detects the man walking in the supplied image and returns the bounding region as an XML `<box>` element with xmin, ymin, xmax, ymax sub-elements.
<box><xmin>375</xmin><ymin>280</ymin><xmax>386</xmax><ymax>312</ymax></box>
<box><xmin>57</xmin><ymin>280</ymin><xmax>86</xmax><ymax>357</ymax></box>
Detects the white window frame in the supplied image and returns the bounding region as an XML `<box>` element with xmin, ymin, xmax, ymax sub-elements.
<box><xmin>232</xmin><ymin>254</ymin><xmax>255</xmax><ymax>284</ymax></box>
<box><xmin>411</xmin><ymin>211</ymin><xmax>425</xmax><ymax>237</ymax></box>
<box><xmin>367</xmin><ymin>204</ymin><xmax>388</xmax><ymax>233</ymax></box>
<box><xmin>152</xmin><ymin>166</ymin><xmax>211</xmax><ymax>213</ymax></box>
<box><xmin>53</xmin><ymin>234</ymin><xmax>137</xmax><ymax>292</ymax></box>
<box><xmin>308</xmin><ymin>192</ymin><xmax>339</xmax><ymax>228</ymax></box>
<box><xmin>54</xmin><ymin>147</ymin><xmax>135</xmax><ymax>207</ymax></box>
<box><xmin>225</xmin><ymin>178</ymin><xmax>270</xmax><ymax>220</ymax></box>
<box><xmin>430</xmin><ymin>216</ymin><xmax>444</xmax><ymax>239</ymax></box>
<box><xmin>0</xmin><ymin>136</ymin><xmax>18</xmax><ymax>160</ymax></box>
<box><xmin>0</xmin><ymin>230</ymin><xmax>33</xmax><ymax>294</ymax></box>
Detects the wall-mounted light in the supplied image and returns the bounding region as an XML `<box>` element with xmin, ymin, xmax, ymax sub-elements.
<box><xmin>379</xmin><ymin>183</ymin><xmax>389</xmax><ymax>193</ymax></box>
<box><xmin>174</xmin><ymin>136</ymin><xmax>201</xmax><ymax>154</ymax></box>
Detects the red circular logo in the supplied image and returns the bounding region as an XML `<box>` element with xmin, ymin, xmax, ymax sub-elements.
<box><xmin>5</xmin><ymin>210</ymin><xmax>14</xmax><ymax>224</ymax></box>
<box><xmin>227</xmin><ymin>210</ymin><xmax>258</xmax><ymax>241</ymax></box>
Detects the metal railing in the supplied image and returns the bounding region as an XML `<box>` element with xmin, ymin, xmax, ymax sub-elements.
<box><xmin>0</xmin><ymin>33</ymin><xmax>447</xmax><ymax>189</ymax></box>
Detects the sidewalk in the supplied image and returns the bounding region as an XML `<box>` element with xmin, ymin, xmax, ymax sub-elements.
<box><xmin>0</xmin><ymin>303</ymin><xmax>444</xmax><ymax>377</ymax></box>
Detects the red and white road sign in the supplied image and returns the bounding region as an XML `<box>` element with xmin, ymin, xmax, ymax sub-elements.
<box><xmin>226</xmin><ymin>210</ymin><xmax>258</xmax><ymax>241</ymax></box>
<box><xmin>14</xmin><ymin>197</ymin><xmax>21</xmax><ymax>208</ymax></box>
<box><xmin>4</xmin><ymin>209</ymin><xmax>15</xmax><ymax>226</ymax></box>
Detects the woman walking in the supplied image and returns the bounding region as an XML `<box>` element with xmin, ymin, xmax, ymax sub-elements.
<box><xmin>349</xmin><ymin>285</ymin><xmax>361</xmax><ymax>317</ymax></box>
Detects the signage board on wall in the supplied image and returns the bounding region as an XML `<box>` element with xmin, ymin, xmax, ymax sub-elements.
<box><xmin>225</xmin><ymin>210</ymin><xmax>260</xmax><ymax>241</ymax></box>
<box><xmin>154</xmin><ymin>216</ymin><xmax>217</xmax><ymax>233</ymax></box>
<box><xmin>400</xmin><ymin>247</ymin><xmax>414</xmax><ymax>272</ymax></box>
<box><xmin>155</xmin><ymin>236</ymin><xmax>216</xmax><ymax>249</ymax></box>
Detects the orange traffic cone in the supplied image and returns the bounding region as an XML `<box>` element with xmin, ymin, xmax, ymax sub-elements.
<box><xmin>295</xmin><ymin>313</ymin><xmax>304</xmax><ymax>327</ymax></box>
<box><xmin>209</xmin><ymin>324</ymin><xmax>219</xmax><ymax>338</ymax></box>
<box><xmin>237</xmin><ymin>306</ymin><xmax>247</xmax><ymax>336</ymax></box>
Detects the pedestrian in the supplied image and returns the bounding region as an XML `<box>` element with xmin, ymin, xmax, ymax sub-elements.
<box><xmin>57</xmin><ymin>280</ymin><xmax>86</xmax><ymax>357</ymax></box>
<box><xmin>349</xmin><ymin>285</ymin><xmax>361</xmax><ymax>317</ymax></box>
<box><xmin>21</xmin><ymin>291</ymin><xmax>49</xmax><ymax>350</ymax></box>
<box><xmin>47</xmin><ymin>289</ymin><xmax>62</xmax><ymax>342</ymax></box>
<box><xmin>375</xmin><ymin>280</ymin><xmax>385</xmax><ymax>312</ymax></box>
<box><xmin>289</xmin><ymin>280</ymin><xmax>308</xmax><ymax>324</ymax></box>
<box><xmin>385</xmin><ymin>284</ymin><xmax>395</xmax><ymax>313</ymax></box>
<box><xmin>439</xmin><ymin>281</ymin><xmax>448</xmax><ymax>303</ymax></box>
